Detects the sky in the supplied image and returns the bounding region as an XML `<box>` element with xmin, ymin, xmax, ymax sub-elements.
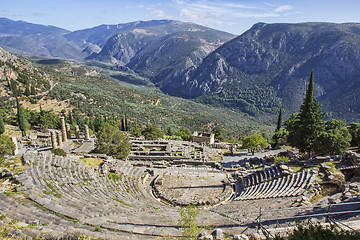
<box><xmin>1</xmin><ymin>0</ymin><xmax>360</xmax><ymax>35</ymax></box>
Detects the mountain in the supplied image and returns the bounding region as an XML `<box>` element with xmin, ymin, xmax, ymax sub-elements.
<box><xmin>87</xmin><ymin>21</ymin><xmax>234</xmax><ymax>68</ymax></box>
<box><xmin>0</xmin><ymin>18</ymin><xmax>84</xmax><ymax>59</ymax></box>
<box><xmin>64</xmin><ymin>20</ymin><xmax>181</xmax><ymax>50</ymax></box>
<box><xmin>0</xmin><ymin>18</ymin><xmax>234</xmax><ymax>64</ymax></box>
<box><xmin>162</xmin><ymin>22</ymin><xmax>360</xmax><ymax>120</ymax></box>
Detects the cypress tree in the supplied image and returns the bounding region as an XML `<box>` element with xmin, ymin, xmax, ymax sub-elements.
<box><xmin>24</xmin><ymin>83</ymin><xmax>30</xmax><ymax>96</ymax></box>
<box><xmin>68</xmin><ymin>111</ymin><xmax>73</xmax><ymax>125</ymax></box>
<box><xmin>286</xmin><ymin>71</ymin><xmax>324</xmax><ymax>157</ymax></box>
<box><xmin>16</xmin><ymin>98</ymin><xmax>27</xmax><ymax>137</ymax></box>
<box><xmin>0</xmin><ymin>114</ymin><xmax>4</xmax><ymax>134</ymax></box>
<box><xmin>276</xmin><ymin>107</ymin><xmax>282</xmax><ymax>132</ymax></box>
<box><xmin>124</xmin><ymin>114</ymin><xmax>128</xmax><ymax>131</ymax></box>
<box><xmin>30</xmin><ymin>85</ymin><xmax>36</xmax><ymax>95</ymax></box>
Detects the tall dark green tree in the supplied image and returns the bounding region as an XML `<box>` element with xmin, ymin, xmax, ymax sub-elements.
<box><xmin>272</xmin><ymin>107</ymin><xmax>287</xmax><ymax>147</ymax></box>
<box><xmin>348</xmin><ymin>122</ymin><xmax>360</xmax><ymax>147</ymax></box>
<box><xmin>0</xmin><ymin>114</ymin><xmax>4</xmax><ymax>134</ymax></box>
<box><xmin>16</xmin><ymin>98</ymin><xmax>27</xmax><ymax>137</ymax></box>
<box><xmin>276</xmin><ymin>107</ymin><xmax>282</xmax><ymax>132</ymax></box>
<box><xmin>30</xmin><ymin>84</ymin><xmax>36</xmax><ymax>95</ymax></box>
<box><xmin>68</xmin><ymin>110</ymin><xmax>74</xmax><ymax>125</ymax></box>
<box><xmin>286</xmin><ymin>71</ymin><xmax>324</xmax><ymax>157</ymax></box>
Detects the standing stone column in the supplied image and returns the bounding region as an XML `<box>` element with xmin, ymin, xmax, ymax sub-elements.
<box><xmin>50</xmin><ymin>131</ymin><xmax>57</xmax><ymax>149</ymax></box>
<box><xmin>75</xmin><ymin>125</ymin><xmax>80</xmax><ymax>139</ymax></box>
<box><xmin>11</xmin><ymin>136</ymin><xmax>19</xmax><ymax>155</ymax></box>
<box><xmin>84</xmin><ymin>125</ymin><xmax>90</xmax><ymax>140</ymax></box>
<box><xmin>60</xmin><ymin>116</ymin><xmax>67</xmax><ymax>142</ymax></box>
<box><xmin>66</xmin><ymin>124</ymin><xmax>71</xmax><ymax>139</ymax></box>
<box><xmin>57</xmin><ymin>131</ymin><xmax>62</xmax><ymax>146</ymax></box>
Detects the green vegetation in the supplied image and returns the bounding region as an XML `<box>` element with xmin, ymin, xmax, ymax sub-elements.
<box><xmin>35</xmin><ymin>60</ymin><xmax>274</xmax><ymax>139</ymax></box>
<box><xmin>142</xmin><ymin>125</ymin><xmax>164</xmax><ymax>140</ymax></box>
<box><xmin>286</xmin><ymin>72</ymin><xmax>325</xmax><ymax>157</ymax></box>
<box><xmin>348</xmin><ymin>122</ymin><xmax>360</xmax><ymax>147</ymax></box>
<box><xmin>0</xmin><ymin>135</ymin><xmax>15</xmax><ymax>165</ymax></box>
<box><xmin>94</xmin><ymin>125</ymin><xmax>131</xmax><ymax>159</ymax></box>
<box><xmin>273</xmin><ymin>224</ymin><xmax>360</xmax><ymax>240</ymax></box>
<box><xmin>284</xmin><ymin>72</ymin><xmax>353</xmax><ymax>157</ymax></box>
<box><xmin>274</xmin><ymin>156</ymin><xmax>290</xmax><ymax>165</ymax></box>
<box><xmin>178</xmin><ymin>205</ymin><xmax>201</xmax><ymax>240</ymax></box>
<box><xmin>16</xmin><ymin>98</ymin><xmax>28</xmax><ymax>137</ymax></box>
<box><xmin>51</xmin><ymin>148</ymin><xmax>66</xmax><ymax>157</ymax></box>
<box><xmin>314</xmin><ymin>119</ymin><xmax>351</xmax><ymax>155</ymax></box>
<box><xmin>0</xmin><ymin>115</ymin><xmax>4</xmax><ymax>134</ymax></box>
<box><xmin>107</xmin><ymin>172</ymin><xmax>122</xmax><ymax>182</ymax></box>
<box><xmin>242</xmin><ymin>132</ymin><xmax>268</xmax><ymax>155</ymax></box>
<box><xmin>79</xmin><ymin>157</ymin><xmax>103</xmax><ymax>167</ymax></box>
<box><xmin>198</xmin><ymin>85</ymin><xmax>282</xmax><ymax>116</ymax></box>
<box><xmin>175</xmin><ymin>127</ymin><xmax>192</xmax><ymax>141</ymax></box>
<box><xmin>213</xmin><ymin>125</ymin><xmax>224</xmax><ymax>142</ymax></box>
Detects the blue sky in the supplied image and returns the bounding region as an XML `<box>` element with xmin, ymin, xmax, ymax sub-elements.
<box><xmin>1</xmin><ymin>0</ymin><xmax>359</xmax><ymax>35</ymax></box>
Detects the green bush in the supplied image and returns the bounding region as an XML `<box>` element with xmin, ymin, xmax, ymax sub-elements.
<box><xmin>274</xmin><ymin>156</ymin><xmax>289</xmax><ymax>164</ymax></box>
<box><xmin>51</xmin><ymin>148</ymin><xmax>66</xmax><ymax>157</ymax></box>
<box><xmin>273</xmin><ymin>224</ymin><xmax>360</xmax><ymax>240</ymax></box>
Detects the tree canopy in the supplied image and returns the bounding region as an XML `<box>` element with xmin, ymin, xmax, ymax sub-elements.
<box><xmin>175</xmin><ymin>127</ymin><xmax>192</xmax><ymax>141</ymax></box>
<box><xmin>313</xmin><ymin>119</ymin><xmax>351</xmax><ymax>155</ymax></box>
<box><xmin>242</xmin><ymin>132</ymin><xmax>268</xmax><ymax>155</ymax></box>
<box><xmin>213</xmin><ymin>125</ymin><xmax>224</xmax><ymax>142</ymax></box>
<box><xmin>285</xmin><ymin>72</ymin><xmax>325</xmax><ymax>156</ymax></box>
<box><xmin>0</xmin><ymin>135</ymin><xmax>15</xmax><ymax>162</ymax></box>
<box><xmin>142</xmin><ymin>125</ymin><xmax>164</xmax><ymax>140</ymax></box>
<box><xmin>94</xmin><ymin>125</ymin><xmax>131</xmax><ymax>159</ymax></box>
<box><xmin>348</xmin><ymin>122</ymin><xmax>360</xmax><ymax>147</ymax></box>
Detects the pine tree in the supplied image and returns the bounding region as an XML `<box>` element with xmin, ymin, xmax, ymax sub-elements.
<box><xmin>286</xmin><ymin>71</ymin><xmax>324</xmax><ymax>157</ymax></box>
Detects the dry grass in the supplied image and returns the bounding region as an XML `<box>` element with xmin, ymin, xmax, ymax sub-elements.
<box><xmin>78</xmin><ymin>157</ymin><xmax>103</xmax><ymax>167</ymax></box>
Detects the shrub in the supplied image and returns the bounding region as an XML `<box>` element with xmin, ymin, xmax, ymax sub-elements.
<box><xmin>51</xmin><ymin>148</ymin><xmax>66</xmax><ymax>157</ymax></box>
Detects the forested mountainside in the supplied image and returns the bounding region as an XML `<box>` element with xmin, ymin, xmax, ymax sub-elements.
<box><xmin>163</xmin><ymin>22</ymin><xmax>360</xmax><ymax>120</ymax></box>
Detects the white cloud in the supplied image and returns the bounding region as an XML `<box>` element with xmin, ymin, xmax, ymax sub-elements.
<box><xmin>274</xmin><ymin>5</ymin><xmax>294</xmax><ymax>13</ymax></box>
<box><xmin>151</xmin><ymin>10</ymin><xmax>166</xmax><ymax>18</ymax></box>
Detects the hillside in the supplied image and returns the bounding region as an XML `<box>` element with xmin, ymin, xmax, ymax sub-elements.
<box><xmin>160</xmin><ymin>22</ymin><xmax>360</xmax><ymax>121</ymax></box>
<box><xmin>0</xmin><ymin>47</ymin><xmax>273</xmax><ymax>138</ymax></box>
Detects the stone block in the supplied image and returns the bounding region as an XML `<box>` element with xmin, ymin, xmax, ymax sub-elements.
<box><xmin>233</xmin><ymin>234</ymin><xmax>249</xmax><ymax>240</ymax></box>
<box><xmin>212</xmin><ymin>228</ymin><xmax>224</xmax><ymax>240</ymax></box>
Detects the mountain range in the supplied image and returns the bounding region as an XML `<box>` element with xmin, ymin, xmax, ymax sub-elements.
<box><xmin>0</xmin><ymin>17</ymin><xmax>359</xmax><ymax>122</ymax></box>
